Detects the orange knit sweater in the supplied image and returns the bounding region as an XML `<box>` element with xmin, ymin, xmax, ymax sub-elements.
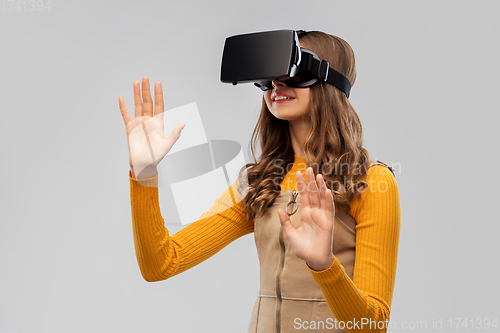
<box><xmin>129</xmin><ymin>155</ymin><xmax>400</xmax><ymax>332</ymax></box>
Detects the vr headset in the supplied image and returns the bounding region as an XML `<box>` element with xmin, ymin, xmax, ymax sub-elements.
<box><xmin>220</xmin><ymin>29</ymin><xmax>351</xmax><ymax>98</ymax></box>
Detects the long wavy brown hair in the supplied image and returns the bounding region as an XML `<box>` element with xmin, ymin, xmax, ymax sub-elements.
<box><xmin>237</xmin><ymin>31</ymin><xmax>371</xmax><ymax>222</ymax></box>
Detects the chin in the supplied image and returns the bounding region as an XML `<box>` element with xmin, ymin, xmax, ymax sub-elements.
<box><xmin>270</xmin><ymin>111</ymin><xmax>302</xmax><ymax>121</ymax></box>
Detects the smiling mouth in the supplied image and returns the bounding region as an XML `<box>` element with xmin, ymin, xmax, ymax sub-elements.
<box><xmin>273</xmin><ymin>96</ymin><xmax>295</xmax><ymax>103</ymax></box>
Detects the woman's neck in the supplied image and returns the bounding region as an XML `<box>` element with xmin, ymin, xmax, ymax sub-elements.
<box><xmin>288</xmin><ymin>117</ymin><xmax>312</xmax><ymax>159</ymax></box>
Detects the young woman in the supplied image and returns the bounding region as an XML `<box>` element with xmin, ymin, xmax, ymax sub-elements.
<box><xmin>118</xmin><ymin>31</ymin><xmax>400</xmax><ymax>333</ymax></box>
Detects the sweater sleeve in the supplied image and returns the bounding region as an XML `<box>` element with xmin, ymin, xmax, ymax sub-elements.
<box><xmin>129</xmin><ymin>170</ymin><xmax>254</xmax><ymax>282</ymax></box>
<box><xmin>307</xmin><ymin>165</ymin><xmax>401</xmax><ymax>333</ymax></box>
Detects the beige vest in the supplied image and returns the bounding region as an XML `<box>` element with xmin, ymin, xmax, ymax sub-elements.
<box><xmin>247</xmin><ymin>160</ymin><xmax>395</xmax><ymax>333</ymax></box>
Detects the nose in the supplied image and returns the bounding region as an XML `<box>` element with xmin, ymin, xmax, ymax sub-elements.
<box><xmin>272</xmin><ymin>79</ymin><xmax>287</xmax><ymax>88</ymax></box>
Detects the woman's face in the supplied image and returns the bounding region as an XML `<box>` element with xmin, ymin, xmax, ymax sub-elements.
<box><xmin>263</xmin><ymin>80</ymin><xmax>311</xmax><ymax>122</ymax></box>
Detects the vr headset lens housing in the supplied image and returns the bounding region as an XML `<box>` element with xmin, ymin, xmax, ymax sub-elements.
<box><xmin>254</xmin><ymin>49</ymin><xmax>323</xmax><ymax>91</ymax></box>
<box><xmin>220</xmin><ymin>30</ymin><xmax>299</xmax><ymax>84</ymax></box>
<box><xmin>220</xmin><ymin>29</ymin><xmax>351</xmax><ymax>98</ymax></box>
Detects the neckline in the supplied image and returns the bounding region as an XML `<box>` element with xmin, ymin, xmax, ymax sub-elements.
<box><xmin>293</xmin><ymin>154</ymin><xmax>306</xmax><ymax>163</ymax></box>
<box><xmin>290</xmin><ymin>154</ymin><xmax>308</xmax><ymax>172</ymax></box>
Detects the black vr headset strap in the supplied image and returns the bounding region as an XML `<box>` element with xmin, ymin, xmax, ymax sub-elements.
<box><xmin>299</xmin><ymin>51</ymin><xmax>352</xmax><ymax>98</ymax></box>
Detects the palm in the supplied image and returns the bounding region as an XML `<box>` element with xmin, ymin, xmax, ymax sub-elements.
<box><xmin>278</xmin><ymin>167</ymin><xmax>336</xmax><ymax>271</ymax></box>
<box><xmin>118</xmin><ymin>76</ymin><xmax>185</xmax><ymax>178</ymax></box>
<box><xmin>126</xmin><ymin>114</ymin><xmax>167</xmax><ymax>168</ymax></box>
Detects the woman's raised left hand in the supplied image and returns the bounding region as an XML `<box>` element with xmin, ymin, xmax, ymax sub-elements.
<box><xmin>277</xmin><ymin>167</ymin><xmax>336</xmax><ymax>271</ymax></box>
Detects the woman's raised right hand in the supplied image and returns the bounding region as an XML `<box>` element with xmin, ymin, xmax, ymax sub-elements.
<box><xmin>119</xmin><ymin>76</ymin><xmax>186</xmax><ymax>180</ymax></box>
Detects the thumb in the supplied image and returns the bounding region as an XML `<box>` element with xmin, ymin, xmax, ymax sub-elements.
<box><xmin>165</xmin><ymin>123</ymin><xmax>186</xmax><ymax>144</ymax></box>
<box><xmin>278</xmin><ymin>208</ymin><xmax>297</xmax><ymax>241</ymax></box>
<box><xmin>174</xmin><ymin>123</ymin><xmax>186</xmax><ymax>136</ymax></box>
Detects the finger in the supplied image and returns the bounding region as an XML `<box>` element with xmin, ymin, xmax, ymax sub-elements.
<box><xmin>133</xmin><ymin>80</ymin><xmax>143</xmax><ymax>118</ymax></box>
<box><xmin>278</xmin><ymin>208</ymin><xmax>298</xmax><ymax>242</ymax></box>
<box><xmin>164</xmin><ymin>123</ymin><xmax>186</xmax><ymax>150</ymax></box>
<box><xmin>154</xmin><ymin>81</ymin><xmax>164</xmax><ymax>116</ymax></box>
<box><xmin>168</xmin><ymin>123</ymin><xmax>186</xmax><ymax>139</ymax></box>
<box><xmin>296</xmin><ymin>170</ymin><xmax>310</xmax><ymax>208</ymax></box>
<box><xmin>118</xmin><ymin>96</ymin><xmax>132</xmax><ymax>126</ymax></box>
<box><xmin>142</xmin><ymin>76</ymin><xmax>153</xmax><ymax>117</ymax></box>
<box><xmin>325</xmin><ymin>189</ymin><xmax>335</xmax><ymax>222</ymax></box>
<box><xmin>318</xmin><ymin>174</ymin><xmax>327</xmax><ymax>210</ymax></box>
<box><xmin>307</xmin><ymin>167</ymin><xmax>320</xmax><ymax>208</ymax></box>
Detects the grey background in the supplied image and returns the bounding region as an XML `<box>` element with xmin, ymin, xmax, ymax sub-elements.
<box><xmin>1</xmin><ymin>1</ymin><xmax>499</xmax><ymax>332</ymax></box>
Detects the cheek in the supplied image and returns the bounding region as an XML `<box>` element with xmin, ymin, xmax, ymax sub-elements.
<box><xmin>294</xmin><ymin>89</ymin><xmax>311</xmax><ymax>109</ymax></box>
